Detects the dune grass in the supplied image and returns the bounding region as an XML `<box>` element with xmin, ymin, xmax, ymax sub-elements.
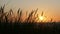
<box><xmin>0</xmin><ymin>5</ymin><xmax>60</xmax><ymax>34</ymax></box>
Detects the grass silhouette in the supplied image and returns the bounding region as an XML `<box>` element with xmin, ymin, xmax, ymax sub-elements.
<box><xmin>0</xmin><ymin>5</ymin><xmax>60</xmax><ymax>34</ymax></box>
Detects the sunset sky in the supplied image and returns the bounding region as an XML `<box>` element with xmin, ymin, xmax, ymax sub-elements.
<box><xmin>0</xmin><ymin>0</ymin><xmax>60</xmax><ymax>22</ymax></box>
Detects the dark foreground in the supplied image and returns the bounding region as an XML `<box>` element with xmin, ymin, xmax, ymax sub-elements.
<box><xmin>0</xmin><ymin>22</ymin><xmax>60</xmax><ymax>34</ymax></box>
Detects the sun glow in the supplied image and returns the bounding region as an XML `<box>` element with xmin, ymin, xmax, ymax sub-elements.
<box><xmin>39</xmin><ymin>16</ymin><xmax>44</xmax><ymax>21</ymax></box>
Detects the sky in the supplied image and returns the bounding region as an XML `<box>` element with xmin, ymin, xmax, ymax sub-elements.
<box><xmin>0</xmin><ymin>0</ymin><xmax>60</xmax><ymax>22</ymax></box>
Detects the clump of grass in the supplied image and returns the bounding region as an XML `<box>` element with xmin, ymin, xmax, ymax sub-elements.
<box><xmin>27</xmin><ymin>10</ymin><xmax>34</xmax><ymax>23</ymax></box>
<box><xmin>33</xmin><ymin>8</ymin><xmax>38</xmax><ymax>22</ymax></box>
<box><xmin>9</xmin><ymin>9</ymin><xmax>13</xmax><ymax>15</ymax></box>
<box><xmin>17</xmin><ymin>8</ymin><xmax>23</xmax><ymax>23</ymax></box>
<box><xmin>0</xmin><ymin>5</ymin><xmax>5</xmax><ymax>13</ymax></box>
<box><xmin>0</xmin><ymin>5</ymin><xmax>5</xmax><ymax>23</ymax></box>
<box><xmin>0</xmin><ymin>4</ymin><xmax>40</xmax><ymax>23</ymax></box>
